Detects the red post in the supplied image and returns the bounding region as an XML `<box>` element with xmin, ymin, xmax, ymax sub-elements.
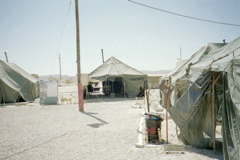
<box><xmin>78</xmin><ymin>85</ymin><xmax>84</xmax><ymax>111</ymax></box>
<box><xmin>166</xmin><ymin>94</ymin><xmax>168</xmax><ymax>143</ymax></box>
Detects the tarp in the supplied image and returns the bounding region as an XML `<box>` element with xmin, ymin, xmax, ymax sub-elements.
<box><xmin>160</xmin><ymin>37</ymin><xmax>240</xmax><ymax>160</ymax></box>
<box><xmin>89</xmin><ymin>56</ymin><xmax>147</xmax><ymax>98</ymax></box>
<box><xmin>0</xmin><ymin>60</ymin><xmax>39</xmax><ymax>103</ymax></box>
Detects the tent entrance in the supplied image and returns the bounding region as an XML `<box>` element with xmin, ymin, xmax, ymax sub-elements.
<box><xmin>170</xmin><ymin>71</ymin><xmax>224</xmax><ymax>150</ymax></box>
<box><xmin>102</xmin><ymin>77</ymin><xmax>125</xmax><ymax>97</ymax></box>
<box><xmin>213</xmin><ymin>72</ymin><xmax>223</xmax><ymax>124</ymax></box>
<box><xmin>212</xmin><ymin>72</ymin><xmax>223</xmax><ymax>152</ymax></box>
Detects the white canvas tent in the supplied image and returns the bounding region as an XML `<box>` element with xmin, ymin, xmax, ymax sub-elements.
<box><xmin>89</xmin><ymin>56</ymin><xmax>147</xmax><ymax>98</ymax></box>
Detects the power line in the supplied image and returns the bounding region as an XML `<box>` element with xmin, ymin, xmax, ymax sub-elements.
<box><xmin>128</xmin><ymin>0</ymin><xmax>240</xmax><ymax>27</ymax></box>
<box><xmin>50</xmin><ymin>0</ymin><xmax>73</xmax><ymax>75</ymax></box>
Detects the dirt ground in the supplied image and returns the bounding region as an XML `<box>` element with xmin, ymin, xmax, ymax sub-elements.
<box><xmin>0</xmin><ymin>87</ymin><xmax>223</xmax><ymax>160</ymax></box>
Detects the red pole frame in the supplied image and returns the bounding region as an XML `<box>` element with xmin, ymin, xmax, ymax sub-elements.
<box><xmin>78</xmin><ymin>85</ymin><xmax>84</xmax><ymax>111</ymax></box>
<box><xmin>166</xmin><ymin>94</ymin><xmax>168</xmax><ymax>143</ymax></box>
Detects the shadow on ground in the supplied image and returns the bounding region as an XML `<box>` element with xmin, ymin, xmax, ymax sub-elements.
<box><xmin>84</xmin><ymin>96</ymin><xmax>139</xmax><ymax>103</ymax></box>
<box><xmin>81</xmin><ymin>111</ymin><xmax>108</xmax><ymax>128</ymax></box>
<box><xmin>184</xmin><ymin>140</ymin><xmax>223</xmax><ymax>160</ymax></box>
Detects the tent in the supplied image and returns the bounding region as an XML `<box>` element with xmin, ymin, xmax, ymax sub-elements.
<box><xmin>89</xmin><ymin>56</ymin><xmax>147</xmax><ymax>98</ymax></box>
<box><xmin>0</xmin><ymin>60</ymin><xmax>39</xmax><ymax>103</ymax></box>
<box><xmin>160</xmin><ymin>37</ymin><xmax>240</xmax><ymax>160</ymax></box>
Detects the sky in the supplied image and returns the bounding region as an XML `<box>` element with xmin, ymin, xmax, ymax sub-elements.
<box><xmin>0</xmin><ymin>0</ymin><xmax>240</xmax><ymax>76</ymax></box>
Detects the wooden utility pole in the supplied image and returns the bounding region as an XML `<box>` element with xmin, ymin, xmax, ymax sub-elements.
<box><xmin>180</xmin><ymin>47</ymin><xmax>182</xmax><ymax>60</ymax></box>
<box><xmin>75</xmin><ymin>0</ymin><xmax>84</xmax><ymax>111</ymax></box>
<box><xmin>101</xmin><ymin>49</ymin><xmax>105</xmax><ymax>63</ymax></box>
<box><xmin>59</xmin><ymin>54</ymin><xmax>62</xmax><ymax>81</ymax></box>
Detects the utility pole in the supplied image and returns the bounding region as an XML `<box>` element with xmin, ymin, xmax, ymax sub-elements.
<box><xmin>75</xmin><ymin>0</ymin><xmax>84</xmax><ymax>111</ymax></box>
<box><xmin>180</xmin><ymin>47</ymin><xmax>182</xmax><ymax>60</ymax></box>
<box><xmin>59</xmin><ymin>54</ymin><xmax>62</xmax><ymax>81</ymax></box>
<box><xmin>101</xmin><ymin>49</ymin><xmax>105</xmax><ymax>63</ymax></box>
<box><xmin>5</xmin><ymin>52</ymin><xmax>8</xmax><ymax>62</ymax></box>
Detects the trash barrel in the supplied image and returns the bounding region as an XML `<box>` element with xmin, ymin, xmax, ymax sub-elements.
<box><xmin>145</xmin><ymin>113</ymin><xmax>163</xmax><ymax>141</ymax></box>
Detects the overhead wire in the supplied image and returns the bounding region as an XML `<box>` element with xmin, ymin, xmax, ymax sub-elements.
<box><xmin>128</xmin><ymin>0</ymin><xmax>240</xmax><ymax>27</ymax></box>
<box><xmin>50</xmin><ymin>0</ymin><xmax>73</xmax><ymax>75</ymax></box>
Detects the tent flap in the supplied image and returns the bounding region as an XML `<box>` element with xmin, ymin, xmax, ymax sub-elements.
<box><xmin>222</xmin><ymin>61</ymin><xmax>240</xmax><ymax>160</ymax></box>
<box><xmin>169</xmin><ymin>72</ymin><xmax>213</xmax><ymax>148</ymax></box>
<box><xmin>124</xmin><ymin>75</ymin><xmax>146</xmax><ymax>98</ymax></box>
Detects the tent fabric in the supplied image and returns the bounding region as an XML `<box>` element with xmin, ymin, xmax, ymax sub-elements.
<box><xmin>222</xmin><ymin>58</ymin><xmax>240</xmax><ymax>160</ymax></box>
<box><xmin>0</xmin><ymin>60</ymin><xmax>39</xmax><ymax>103</ymax></box>
<box><xmin>89</xmin><ymin>56</ymin><xmax>147</xmax><ymax>98</ymax></box>
<box><xmin>160</xmin><ymin>37</ymin><xmax>240</xmax><ymax>160</ymax></box>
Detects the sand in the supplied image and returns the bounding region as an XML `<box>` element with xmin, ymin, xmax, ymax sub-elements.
<box><xmin>0</xmin><ymin>88</ymin><xmax>223</xmax><ymax>160</ymax></box>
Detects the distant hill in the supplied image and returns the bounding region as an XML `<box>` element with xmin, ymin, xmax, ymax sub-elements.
<box><xmin>39</xmin><ymin>74</ymin><xmax>77</xmax><ymax>81</ymax></box>
<box><xmin>140</xmin><ymin>70</ymin><xmax>171</xmax><ymax>75</ymax></box>
<box><xmin>39</xmin><ymin>71</ymin><xmax>171</xmax><ymax>80</ymax></box>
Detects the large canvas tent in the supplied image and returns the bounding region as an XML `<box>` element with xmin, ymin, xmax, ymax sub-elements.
<box><xmin>0</xmin><ymin>60</ymin><xmax>39</xmax><ymax>103</ymax></box>
<box><xmin>89</xmin><ymin>56</ymin><xmax>147</xmax><ymax>98</ymax></box>
<box><xmin>160</xmin><ymin>37</ymin><xmax>240</xmax><ymax>160</ymax></box>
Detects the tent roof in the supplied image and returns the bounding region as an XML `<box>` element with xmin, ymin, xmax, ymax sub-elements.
<box><xmin>89</xmin><ymin>56</ymin><xmax>147</xmax><ymax>79</ymax></box>
<box><xmin>164</xmin><ymin>37</ymin><xmax>240</xmax><ymax>83</ymax></box>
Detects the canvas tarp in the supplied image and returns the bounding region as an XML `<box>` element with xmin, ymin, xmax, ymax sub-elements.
<box><xmin>0</xmin><ymin>60</ymin><xmax>39</xmax><ymax>103</ymax></box>
<box><xmin>89</xmin><ymin>56</ymin><xmax>147</xmax><ymax>98</ymax></box>
<box><xmin>161</xmin><ymin>37</ymin><xmax>240</xmax><ymax>160</ymax></box>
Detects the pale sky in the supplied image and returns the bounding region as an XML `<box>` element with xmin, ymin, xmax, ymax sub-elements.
<box><xmin>0</xmin><ymin>0</ymin><xmax>240</xmax><ymax>76</ymax></box>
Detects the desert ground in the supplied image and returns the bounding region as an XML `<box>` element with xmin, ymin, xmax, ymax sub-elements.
<box><xmin>0</xmin><ymin>86</ymin><xmax>223</xmax><ymax>160</ymax></box>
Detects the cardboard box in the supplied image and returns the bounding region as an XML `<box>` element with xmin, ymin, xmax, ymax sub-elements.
<box><xmin>110</xmin><ymin>93</ymin><xmax>115</xmax><ymax>97</ymax></box>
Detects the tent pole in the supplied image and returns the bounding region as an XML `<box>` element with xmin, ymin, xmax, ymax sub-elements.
<box><xmin>212</xmin><ymin>72</ymin><xmax>216</xmax><ymax>153</ymax></box>
<box><xmin>59</xmin><ymin>54</ymin><xmax>62</xmax><ymax>81</ymax></box>
<box><xmin>101</xmin><ymin>49</ymin><xmax>105</xmax><ymax>63</ymax></box>
<box><xmin>147</xmin><ymin>89</ymin><xmax>150</xmax><ymax>112</ymax></box>
<box><xmin>107</xmin><ymin>77</ymin><xmax>109</xmax><ymax>96</ymax></box>
<box><xmin>112</xmin><ymin>81</ymin><xmax>113</xmax><ymax>94</ymax></box>
<box><xmin>124</xmin><ymin>82</ymin><xmax>125</xmax><ymax>98</ymax></box>
<box><xmin>0</xmin><ymin>86</ymin><xmax>5</xmax><ymax>106</ymax></box>
<box><xmin>5</xmin><ymin>52</ymin><xmax>9</xmax><ymax>62</ymax></box>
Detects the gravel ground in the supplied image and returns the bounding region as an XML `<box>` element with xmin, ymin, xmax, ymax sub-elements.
<box><xmin>0</xmin><ymin>98</ymin><xmax>223</xmax><ymax>160</ymax></box>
